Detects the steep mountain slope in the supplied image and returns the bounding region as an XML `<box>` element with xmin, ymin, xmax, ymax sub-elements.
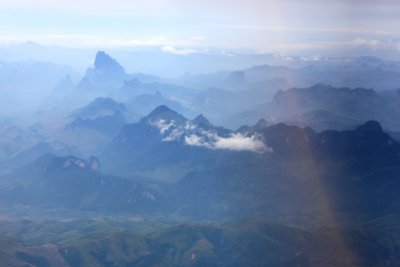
<box><xmin>66</xmin><ymin>97</ymin><xmax>130</xmax><ymax>136</ymax></box>
<box><xmin>99</xmin><ymin>106</ymin><xmax>400</xmax><ymax>225</ymax></box>
<box><xmin>1</xmin><ymin>107</ymin><xmax>400</xmax><ymax>267</ymax></box>
<box><xmin>0</xmin><ymin>59</ymin><xmax>79</xmax><ymax>113</ymax></box>
<box><xmin>237</xmin><ymin>84</ymin><xmax>400</xmax><ymax>131</ymax></box>
<box><xmin>176</xmin><ymin>56</ymin><xmax>400</xmax><ymax>92</ymax></box>
<box><xmin>79</xmin><ymin>51</ymin><xmax>128</xmax><ymax>92</ymax></box>
<box><xmin>0</xmin><ymin>123</ymin><xmax>81</xmax><ymax>174</ymax></box>
<box><xmin>127</xmin><ymin>91</ymin><xmax>188</xmax><ymax>118</ymax></box>
<box><xmin>0</xmin><ymin>154</ymin><xmax>168</xmax><ymax>215</ymax></box>
<box><xmin>101</xmin><ymin>105</ymin><xmax>258</xmax><ymax>180</ymax></box>
<box><xmin>2</xmin><ymin>106</ymin><xmax>400</xmax><ymax>228</ymax></box>
<box><xmin>54</xmin><ymin>97</ymin><xmax>137</xmax><ymax>154</ymax></box>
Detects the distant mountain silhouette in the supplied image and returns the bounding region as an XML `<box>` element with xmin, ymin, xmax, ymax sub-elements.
<box><xmin>78</xmin><ymin>51</ymin><xmax>128</xmax><ymax>93</ymax></box>
<box><xmin>0</xmin><ymin>153</ymin><xmax>164</xmax><ymax>214</ymax></box>
<box><xmin>237</xmin><ymin>84</ymin><xmax>400</xmax><ymax>132</ymax></box>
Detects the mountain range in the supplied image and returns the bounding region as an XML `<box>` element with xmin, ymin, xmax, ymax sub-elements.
<box><xmin>2</xmin><ymin>48</ymin><xmax>400</xmax><ymax>266</ymax></box>
<box><xmin>232</xmin><ymin>83</ymin><xmax>400</xmax><ymax>132</ymax></box>
<box><xmin>1</xmin><ymin>106</ymin><xmax>399</xmax><ymax>227</ymax></box>
<box><xmin>1</xmin><ymin>108</ymin><xmax>400</xmax><ymax>265</ymax></box>
<box><xmin>40</xmin><ymin>51</ymin><xmax>400</xmax><ymax>130</ymax></box>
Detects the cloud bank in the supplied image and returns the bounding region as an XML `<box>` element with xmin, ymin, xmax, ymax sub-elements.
<box><xmin>162</xmin><ymin>46</ymin><xmax>198</xmax><ymax>55</ymax></box>
<box><xmin>149</xmin><ymin>118</ymin><xmax>271</xmax><ymax>153</ymax></box>
<box><xmin>185</xmin><ymin>132</ymin><xmax>271</xmax><ymax>153</ymax></box>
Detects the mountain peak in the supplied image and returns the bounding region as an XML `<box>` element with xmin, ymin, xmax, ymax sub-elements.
<box><xmin>149</xmin><ymin>104</ymin><xmax>174</xmax><ymax>114</ymax></box>
<box><xmin>356</xmin><ymin>120</ymin><xmax>383</xmax><ymax>133</ymax></box>
<box><xmin>71</xmin><ymin>97</ymin><xmax>126</xmax><ymax>119</ymax></box>
<box><xmin>90</xmin><ymin>97</ymin><xmax>125</xmax><ymax>109</ymax></box>
<box><xmin>192</xmin><ymin>114</ymin><xmax>211</xmax><ymax>126</ymax></box>
<box><xmin>254</xmin><ymin>119</ymin><xmax>269</xmax><ymax>129</ymax></box>
<box><xmin>144</xmin><ymin>105</ymin><xmax>186</xmax><ymax>123</ymax></box>
<box><xmin>94</xmin><ymin>51</ymin><xmax>125</xmax><ymax>74</ymax></box>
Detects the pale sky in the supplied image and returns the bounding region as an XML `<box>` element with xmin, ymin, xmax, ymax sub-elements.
<box><xmin>0</xmin><ymin>0</ymin><xmax>399</xmax><ymax>56</ymax></box>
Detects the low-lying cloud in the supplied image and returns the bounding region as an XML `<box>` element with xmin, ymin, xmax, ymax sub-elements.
<box><xmin>184</xmin><ymin>132</ymin><xmax>271</xmax><ymax>153</ymax></box>
<box><xmin>149</xmin><ymin>118</ymin><xmax>271</xmax><ymax>153</ymax></box>
<box><xmin>162</xmin><ymin>46</ymin><xmax>198</xmax><ymax>55</ymax></box>
<box><xmin>214</xmin><ymin>133</ymin><xmax>269</xmax><ymax>152</ymax></box>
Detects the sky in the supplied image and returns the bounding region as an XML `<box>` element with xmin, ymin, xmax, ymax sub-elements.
<box><xmin>0</xmin><ymin>0</ymin><xmax>399</xmax><ymax>57</ymax></box>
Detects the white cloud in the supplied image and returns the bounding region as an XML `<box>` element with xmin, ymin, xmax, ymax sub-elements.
<box><xmin>184</xmin><ymin>132</ymin><xmax>271</xmax><ymax>153</ymax></box>
<box><xmin>161</xmin><ymin>46</ymin><xmax>198</xmax><ymax>55</ymax></box>
<box><xmin>184</xmin><ymin>134</ymin><xmax>212</xmax><ymax>148</ymax></box>
<box><xmin>163</xmin><ymin>128</ymin><xmax>183</xmax><ymax>141</ymax></box>
<box><xmin>214</xmin><ymin>133</ymin><xmax>270</xmax><ymax>152</ymax></box>
<box><xmin>147</xmin><ymin>113</ymin><xmax>270</xmax><ymax>153</ymax></box>
<box><xmin>150</xmin><ymin>119</ymin><xmax>174</xmax><ymax>134</ymax></box>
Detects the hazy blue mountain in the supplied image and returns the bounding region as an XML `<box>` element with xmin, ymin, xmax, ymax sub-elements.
<box><xmin>287</xmin><ymin>109</ymin><xmax>360</xmax><ymax>131</ymax></box>
<box><xmin>170</xmin><ymin>57</ymin><xmax>400</xmax><ymax>129</ymax></box>
<box><xmin>70</xmin><ymin>97</ymin><xmax>127</xmax><ymax>119</ymax></box>
<box><xmin>127</xmin><ymin>91</ymin><xmax>188</xmax><ymax>118</ymax></box>
<box><xmin>271</xmin><ymin>84</ymin><xmax>382</xmax><ymax>118</ymax></box>
<box><xmin>190</xmin><ymin>87</ymin><xmax>243</xmax><ymax>124</ymax></box>
<box><xmin>0</xmin><ymin>153</ymin><xmax>167</xmax><ymax>215</ymax></box>
<box><xmin>176</xmin><ymin>56</ymin><xmax>400</xmax><ymax>93</ymax></box>
<box><xmin>0</xmin><ymin>59</ymin><xmax>79</xmax><ymax>113</ymax></box>
<box><xmin>0</xmin><ymin>141</ymin><xmax>81</xmax><ymax>174</ymax></box>
<box><xmin>39</xmin><ymin>50</ymin><xmax>271</xmax><ymax>128</ymax></box>
<box><xmin>234</xmin><ymin>84</ymin><xmax>400</xmax><ymax>132</ymax></box>
<box><xmin>175</xmin><ymin>120</ymin><xmax>400</xmax><ymax>222</ymax></box>
<box><xmin>65</xmin><ymin>113</ymin><xmax>126</xmax><ymax>140</ymax></box>
<box><xmin>1</xmin><ymin>108</ymin><xmax>400</xmax><ymax>267</ymax></box>
<box><xmin>40</xmin><ymin>50</ymin><xmax>400</xmax><ymax>132</ymax></box>
<box><xmin>57</xmin><ymin>97</ymin><xmax>136</xmax><ymax>154</ymax></box>
<box><xmin>121</xmin><ymin>85</ymin><xmax>257</xmax><ymax>127</ymax></box>
<box><xmin>99</xmin><ymin>106</ymin><xmax>400</xmax><ymax>224</ymax></box>
<box><xmin>78</xmin><ymin>51</ymin><xmax>128</xmax><ymax>92</ymax></box>
<box><xmin>3</xmin><ymin>105</ymin><xmax>400</xmax><ymax>225</ymax></box>
<box><xmin>46</xmin><ymin>74</ymin><xmax>76</xmax><ymax>103</ymax></box>
<box><xmin>74</xmin><ymin>51</ymin><xmax>193</xmax><ymax>104</ymax></box>
<box><xmin>116</xmin><ymin>78</ymin><xmax>196</xmax><ymax>104</ymax></box>
<box><xmin>101</xmin><ymin>105</ymin><xmax>239</xmax><ymax>181</ymax></box>
<box><xmin>0</xmin><ymin>42</ymin><xmax>304</xmax><ymax>77</ymax></box>
<box><xmin>171</xmin><ymin>60</ymin><xmax>400</xmax><ymax>128</ymax></box>
<box><xmin>2</xmin><ymin>45</ymin><xmax>400</xmax><ymax>267</ymax></box>
<box><xmin>41</xmin><ymin>51</ymin><xmax>132</xmax><ymax>111</ymax></box>
<box><xmin>0</xmin><ymin>121</ymin><xmax>86</xmax><ymax>175</ymax></box>
<box><xmin>174</xmin><ymin>67</ymin><xmax>289</xmax><ymax>97</ymax></box>
<box><xmin>0</xmin><ymin>124</ymin><xmax>45</xmax><ymax>162</ymax></box>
